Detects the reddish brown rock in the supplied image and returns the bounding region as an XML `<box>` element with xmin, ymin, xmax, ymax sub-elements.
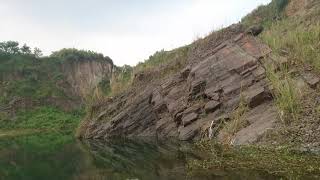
<box><xmin>205</xmin><ymin>100</ymin><xmax>221</xmax><ymax>114</ymax></box>
<box><xmin>204</xmin><ymin>89</ymin><xmax>220</xmax><ymax>101</ymax></box>
<box><xmin>182</xmin><ymin>112</ymin><xmax>198</xmax><ymax>127</ymax></box>
<box><xmin>78</xmin><ymin>32</ymin><xmax>275</xmax><ymax>143</ymax></box>
<box><xmin>243</xmin><ymin>84</ymin><xmax>271</xmax><ymax>108</ymax></box>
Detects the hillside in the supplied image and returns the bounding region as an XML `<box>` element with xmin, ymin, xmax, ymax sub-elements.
<box><xmin>77</xmin><ymin>0</ymin><xmax>320</xmax><ymax>151</ymax></box>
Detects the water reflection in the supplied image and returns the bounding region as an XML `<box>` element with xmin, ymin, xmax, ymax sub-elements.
<box><xmin>0</xmin><ymin>133</ymin><xmax>282</xmax><ymax>180</ymax></box>
<box><xmin>79</xmin><ymin>138</ymin><xmax>200</xmax><ymax>180</ymax></box>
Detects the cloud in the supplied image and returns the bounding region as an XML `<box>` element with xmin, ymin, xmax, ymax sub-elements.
<box><xmin>0</xmin><ymin>0</ymin><xmax>271</xmax><ymax>66</ymax></box>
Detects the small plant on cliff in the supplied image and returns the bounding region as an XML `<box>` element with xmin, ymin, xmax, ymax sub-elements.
<box><xmin>226</xmin><ymin>93</ymin><xmax>249</xmax><ymax>135</ymax></box>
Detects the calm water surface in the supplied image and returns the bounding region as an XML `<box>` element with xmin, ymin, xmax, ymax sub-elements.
<box><xmin>0</xmin><ymin>133</ymin><xmax>294</xmax><ymax>180</ymax></box>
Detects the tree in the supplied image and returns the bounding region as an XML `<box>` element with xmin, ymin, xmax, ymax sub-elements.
<box><xmin>0</xmin><ymin>41</ymin><xmax>20</xmax><ymax>54</ymax></box>
<box><xmin>21</xmin><ymin>44</ymin><xmax>32</xmax><ymax>55</ymax></box>
<box><xmin>33</xmin><ymin>47</ymin><xmax>43</xmax><ymax>58</ymax></box>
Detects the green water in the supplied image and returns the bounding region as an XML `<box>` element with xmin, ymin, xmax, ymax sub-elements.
<box><xmin>0</xmin><ymin>133</ymin><xmax>314</xmax><ymax>180</ymax></box>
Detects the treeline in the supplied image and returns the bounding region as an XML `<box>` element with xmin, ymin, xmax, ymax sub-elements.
<box><xmin>0</xmin><ymin>41</ymin><xmax>42</xmax><ymax>57</ymax></box>
<box><xmin>0</xmin><ymin>41</ymin><xmax>113</xmax><ymax>65</ymax></box>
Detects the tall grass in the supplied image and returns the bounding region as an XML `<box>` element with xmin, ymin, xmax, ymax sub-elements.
<box><xmin>265</xmin><ymin>62</ymin><xmax>301</xmax><ymax>123</ymax></box>
<box><xmin>261</xmin><ymin>21</ymin><xmax>320</xmax><ymax>71</ymax></box>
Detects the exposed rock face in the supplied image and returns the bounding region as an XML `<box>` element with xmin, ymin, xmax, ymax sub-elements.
<box><xmin>246</xmin><ymin>25</ymin><xmax>264</xmax><ymax>36</ymax></box>
<box><xmin>62</xmin><ymin>59</ymin><xmax>113</xmax><ymax>98</ymax></box>
<box><xmin>231</xmin><ymin>102</ymin><xmax>278</xmax><ymax>145</ymax></box>
<box><xmin>79</xmin><ymin>31</ymin><xmax>277</xmax><ymax>143</ymax></box>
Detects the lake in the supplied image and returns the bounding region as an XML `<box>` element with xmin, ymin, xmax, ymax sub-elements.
<box><xmin>0</xmin><ymin>132</ymin><xmax>318</xmax><ymax>180</ymax></box>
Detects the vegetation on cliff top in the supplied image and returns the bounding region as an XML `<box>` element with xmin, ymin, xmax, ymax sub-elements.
<box><xmin>51</xmin><ymin>48</ymin><xmax>113</xmax><ymax>65</ymax></box>
<box><xmin>0</xmin><ymin>43</ymin><xmax>109</xmax><ymax>134</ymax></box>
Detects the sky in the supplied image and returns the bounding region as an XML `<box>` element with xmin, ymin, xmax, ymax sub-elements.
<box><xmin>0</xmin><ymin>0</ymin><xmax>271</xmax><ymax>66</ymax></box>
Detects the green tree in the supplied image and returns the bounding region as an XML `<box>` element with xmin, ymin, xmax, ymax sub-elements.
<box><xmin>33</xmin><ymin>47</ymin><xmax>43</xmax><ymax>57</ymax></box>
<box><xmin>21</xmin><ymin>43</ymin><xmax>32</xmax><ymax>55</ymax></box>
<box><xmin>0</xmin><ymin>41</ymin><xmax>20</xmax><ymax>54</ymax></box>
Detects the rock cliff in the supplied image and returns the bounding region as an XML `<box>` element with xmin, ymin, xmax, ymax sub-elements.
<box><xmin>78</xmin><ymin>0</ymin><xmax>320</xmax><ymax>146</ymax></box>
<box><xmin>61</xmin><ymin>58</ymin><xmax>113</xmax><ymax>99</ymax></box>
<box><xmin>78</xmin><ymin>28</ymin><xmax>280</xmax><ymax>143</ymax></box>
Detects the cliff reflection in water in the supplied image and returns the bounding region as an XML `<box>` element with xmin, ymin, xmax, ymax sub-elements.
<box><xmin>78</xmin><ymin>138</ymin><xmax>199</xmax><ymax>180</ymax></box>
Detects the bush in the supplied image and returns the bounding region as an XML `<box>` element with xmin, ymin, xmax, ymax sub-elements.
<box><xmin>0</xmin><ymin>106</ymin><xmax>84</xmax><ymax>134</ymax></box>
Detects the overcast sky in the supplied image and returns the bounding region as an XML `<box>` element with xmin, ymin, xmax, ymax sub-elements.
<box><xmin>0</xmin><ymin>0</ymin><xmax>271</xmax><ymax>66</ymax></box>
